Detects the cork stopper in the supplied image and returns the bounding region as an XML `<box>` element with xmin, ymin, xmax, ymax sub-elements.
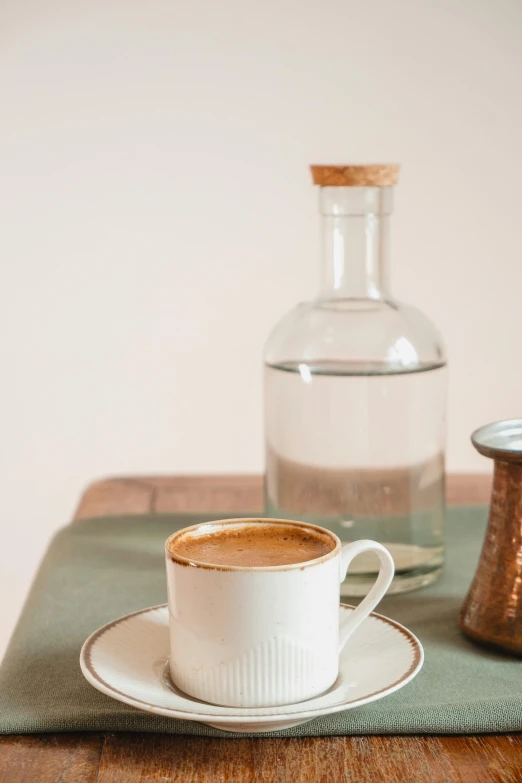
<box><xmin>310</xmin><ymin>164</ymin><xmax>400</xmax><ymax>187</ymax></box>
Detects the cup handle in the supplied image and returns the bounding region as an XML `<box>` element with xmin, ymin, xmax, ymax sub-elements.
<box><xmin>338</xmin><ymin>540</ymin><xmax>395</xmax><ymax>653</ymax></box>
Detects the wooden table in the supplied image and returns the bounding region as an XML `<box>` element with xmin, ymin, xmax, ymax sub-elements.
<box><xmin>2</xmin><ymin>473</ymin><xmax>521</xmax><ymax>783</ymax></box>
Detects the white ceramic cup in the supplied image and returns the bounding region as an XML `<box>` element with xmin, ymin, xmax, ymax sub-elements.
<box><xmin>165</xmin><ymin>518</ymin><xmax>394</xmax><ymax>708</ymax></box>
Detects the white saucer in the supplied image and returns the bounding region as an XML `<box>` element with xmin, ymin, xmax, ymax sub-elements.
<box><xmin>80</xmin><ymin>604</ymin><xmax>423</xmax><ymax>733</ymax></box>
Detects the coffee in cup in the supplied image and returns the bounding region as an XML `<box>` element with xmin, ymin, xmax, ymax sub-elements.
<box><xmin>165</xmin><ymin>518</ymin><xmax>394</xmax><ymax>708</ymax></box>
<box><xmin>169</xmin><ymin>520</ymin><xmax>335</xmax><ymax>568</ymax></box>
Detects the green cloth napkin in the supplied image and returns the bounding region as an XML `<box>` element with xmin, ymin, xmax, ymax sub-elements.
<box><xmin>0</xmin><ymin>507</ymin><xmax>521</xmax><ymax>737</ymax></box>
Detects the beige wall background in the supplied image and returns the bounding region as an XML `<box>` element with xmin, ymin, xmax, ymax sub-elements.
<box><xmin>1</xmin><ymin>0</ymin><xmax>521</xmax><ymax>657</ymax></box>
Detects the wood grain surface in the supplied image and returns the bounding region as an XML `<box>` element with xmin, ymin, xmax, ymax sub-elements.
<box><xmin>74</xmin><ymin>472</ymin><xmax>493</xmax><ymax>518</ymax></box>
<box><xmin>0</xmin><ymin>734</ymin><xmax>103</xmax><ymax>783</ymax></box>
<box><xmin>3</xmin><ymin>472</ymin><xmax>522</xmax><ymax>783</ymax></box>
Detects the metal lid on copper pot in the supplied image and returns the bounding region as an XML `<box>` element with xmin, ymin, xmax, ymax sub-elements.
<box><xmin>471</xmin><ymin>419</ymin><xmax>522</xmax><ymax>463</ymax></box>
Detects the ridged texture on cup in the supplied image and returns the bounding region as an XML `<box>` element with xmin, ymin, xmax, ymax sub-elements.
<box><xmin>170</xmin><ymin>635</ymin><xmax>331</xmax><ymax>708</ymax></box>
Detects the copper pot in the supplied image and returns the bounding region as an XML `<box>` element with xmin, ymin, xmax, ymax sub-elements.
<box><xmin>459</xmin><ymin>419</ymin><xmax>522</xmax><ymax>656</ymax></box>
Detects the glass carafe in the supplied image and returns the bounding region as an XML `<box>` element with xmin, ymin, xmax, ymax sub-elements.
<box><xmin>263</xmin><ymin>165</ymin><xmax>447</xmax><ymax>595</ymax></box>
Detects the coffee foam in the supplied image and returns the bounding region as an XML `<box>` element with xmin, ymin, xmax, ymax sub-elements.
<box><xmin>168</xmin><ymin>521</ymin><xmax>336</xmax><ymax>569</ymax></box>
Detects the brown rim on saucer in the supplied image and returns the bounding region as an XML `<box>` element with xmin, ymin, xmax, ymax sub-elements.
<box><xmin>80</xmin><ymin>603</ymin><xmax>422</xmax><ymax>722</ymax></box>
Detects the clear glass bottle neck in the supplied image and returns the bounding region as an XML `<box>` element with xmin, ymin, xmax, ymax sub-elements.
<box><xmin>318</xmin><ymin>186</ymin><xmax>393</xmax><ymax>301</ymax></box>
